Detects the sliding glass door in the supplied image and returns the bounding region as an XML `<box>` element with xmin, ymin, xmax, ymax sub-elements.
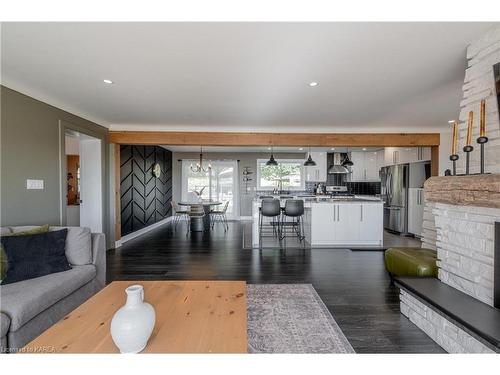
<box><xmin>181</xmin><ymin>160</ymin><xmax>239</xmax><ymax>219</ymax></box>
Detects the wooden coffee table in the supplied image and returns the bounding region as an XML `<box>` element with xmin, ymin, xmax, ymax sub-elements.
<box><xmin>22</xmin><ymin>280</ymin><xmax>247</xmax><ymax>353</ymax></box>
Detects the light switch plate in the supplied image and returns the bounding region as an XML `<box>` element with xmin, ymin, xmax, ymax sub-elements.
<box><xmin>26</xmin><ymin>179</ymin><xmax>44</xmax><ymax>190</ymax></box>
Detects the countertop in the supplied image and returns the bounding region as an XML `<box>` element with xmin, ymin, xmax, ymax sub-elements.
<box><xmin>253</xmin><ymin>195</ymin><xmax>382</xmax><ymax>204</ymax></box>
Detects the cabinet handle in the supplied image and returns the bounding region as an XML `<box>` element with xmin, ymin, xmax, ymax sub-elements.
<box><xmin>360</xmin><ymin>205</ymin><xmax>363</xmax><ymax>221</ymax></box>
<box><xmin>338</xmin><ymin>206</ymin><xmax>340</xmax><ymax>221</ymax></box>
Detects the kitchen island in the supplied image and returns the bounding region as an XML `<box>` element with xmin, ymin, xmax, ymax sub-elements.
<box><xmin>252</xmin><ymin>195</ymin><xmax>384</xmax><ymax>248</ymax></box>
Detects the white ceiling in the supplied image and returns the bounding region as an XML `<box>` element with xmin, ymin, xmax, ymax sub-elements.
<box><xmin>1</xmin><ymin>22</ymin><xmax>497</xmax><ymax>131</ymax></box>
<box><xmin>165</xmin><ymin>146</ymin><xmax>383</xmax><ymax>153</ymax></box>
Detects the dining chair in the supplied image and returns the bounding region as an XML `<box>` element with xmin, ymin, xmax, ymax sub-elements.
<box><xmin>210</xmin><ymin>201</ymin><xmax>229</xmax><ymax>231</ymax></box>
<box><xmin>170</xmin><ymin>201</ymin><xmax>189</xmax><ymax>230</ymax></box>
<box><xmin>186</xmin><ymin>204</ymin><xmax>205</xmax><ymax>235</ymax></box>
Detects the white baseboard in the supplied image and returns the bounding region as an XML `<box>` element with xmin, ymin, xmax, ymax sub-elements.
<box><xmin>115</xmin><ymin>216</ymin><xmax>174</xmax><ymax>248</ymax></box>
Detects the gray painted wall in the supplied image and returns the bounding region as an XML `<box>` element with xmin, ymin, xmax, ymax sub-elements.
<box><xmin>0</xmin><ymin>86</ymin><xmax>111</xmax><ymax>245</ymax></box>
<box><xmin>171</xmin><ymin>151</ymin><xmax>305</xmax><ymax>217</ymax></box>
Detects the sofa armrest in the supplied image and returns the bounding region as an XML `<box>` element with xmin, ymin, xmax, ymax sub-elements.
<box><xmin>91</xmin><ymin>233</ymin><xmax>106</xmax><ymax>289</ymax></box>
<box><xmin>0</xmin><ymin>312</ymin><xmax>10</xmax><ymax>353</ymax></box>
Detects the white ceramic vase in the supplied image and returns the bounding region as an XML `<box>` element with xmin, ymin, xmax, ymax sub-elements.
<box><xmin>110</xmin><ymin>284</ymin><xmax>156</xmax><ymax>353</ymax></box>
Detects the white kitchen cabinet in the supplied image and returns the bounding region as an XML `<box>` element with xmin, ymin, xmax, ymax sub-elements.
<box><xmin>311</xmin><ymin>203</ymin><xmax>336</xmax><ymax>244</ymax></box>
<box><xmin>384</xmin><ymin>147</ymin><xmax>394</xmax><ymax>166</ymax></box>
<box><xmin>350</xmin><ymin>152</ymin><xmax>365</xmax><ymax>181</ymax></box>
<box><xmin>335</xmin><ymin>204</ymin><xmax>360</xmax><ymax>242</ymax></box>
<box><xmin>350</xmin><ymin>151</ymin><xmax>381</xmax><ymax>181</ymax></box>
<box><xmin>408</xmin><ymin>188</ymin><xmax>425</xmax><ymax>237</ymax></box>
<box><xmin>359</xmin><ymin>203</ymin><xmax>383</xmax><ymax>244</ymax></box>
<box><xmin>364</xmin><ymin>152</ymin><xmax>380</xmax><ymax>181</ymax></box>
<box><xmin>384</xmin><ymin>147</ymin><xmax>431</xmax><ymax>166</ymax></box>
<box><xmin>417</xmin><ymin>147</ymin><xmax>431</xmax><ymax>161</ymax></box>
<box><xmin>305</xmin><ymin>152</ymin><xmax>327</xmax><ymax>182</ymax></box>
<box><xmin>311</xmin><ymin>202</ymin><xmax>384</xmax><ymax>246</ymax></box>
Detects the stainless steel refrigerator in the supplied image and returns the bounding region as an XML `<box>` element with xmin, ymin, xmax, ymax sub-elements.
<box><xmin>381</xmin><ymin>164</ymin><xmax>409</xmax><ymax>234</ymax></box>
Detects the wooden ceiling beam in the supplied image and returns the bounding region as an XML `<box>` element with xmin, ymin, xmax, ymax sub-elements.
<box><xmin>109</xmin><ymin>131</ymin><xmax>440</xmax><ymax>147</ymax></box>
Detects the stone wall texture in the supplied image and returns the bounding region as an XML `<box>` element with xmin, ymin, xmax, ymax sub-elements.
<box><xmin>400</xmin><ymin>290</ymin><xmax>495</xmax><ymax>353</ymax></box>
<box><xmin>457</xmin><ymin>26</ymin><xmax>500</xmax><ymax>175</ymax></box>
<box><xmin>434</xmin><ymin>202</ymin><xmax>500</xmax><ymax>306</ymax></box>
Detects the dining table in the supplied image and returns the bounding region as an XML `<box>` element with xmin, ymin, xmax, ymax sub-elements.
<box><xmin>178</xmin><ymin>201</ymin><xmax>222</xmax><ymax>231</ymax></box>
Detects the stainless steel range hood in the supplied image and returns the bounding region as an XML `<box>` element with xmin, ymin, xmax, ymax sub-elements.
<box><xmin>328</xmin><ymin>153</ymin><xmax>350</xmax><ymax>174</ymax></box>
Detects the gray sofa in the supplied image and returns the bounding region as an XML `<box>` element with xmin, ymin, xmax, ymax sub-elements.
<box><xmin>0</xmin><ymin>226</ymin><xmax>106</xmax><ymax>353</ymax></box>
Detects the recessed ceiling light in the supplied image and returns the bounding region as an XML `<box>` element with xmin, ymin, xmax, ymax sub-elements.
<box><xmin>448</xmin><ymin>120</ymin><xmax>456</xmax><ymax>124</ymax></box>
<box><xmin>331</xmin><ymin>148</ymin><xmax>335</xmax><ymax>151</ymax></box>
<box><xmin>267</xmin><ymin>147</ymin><xmax>272</xmax><ymax>150</ymax></box>
<box><xmin>309</xmin><ymin>82</ymin><xmax>319</xmax><ymax>87</ymax></box>
<box><xmin>299</xmin><ymin>148</ymin><xmax>304</xmax><ymax>151</ymax></box>
<box><xmin>362</xmin><ymin>148</ymin><xmax>367</xmax><ymax>151</ymax></box>
<box><xmin>103</xmin><ymin>79</ymin><xmax>113</xmax><ymax>84</ymax></box>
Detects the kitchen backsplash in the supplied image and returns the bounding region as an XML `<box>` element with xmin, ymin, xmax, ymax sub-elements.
<box><xmin>345</xmin><ymin>181</ymin><xmax>381</xmax><ymax>195</ymax></box>
<box><xmin>287</xmin><ymin>181</ymin><xmax>381</xmax><ymax>195</ymax></box>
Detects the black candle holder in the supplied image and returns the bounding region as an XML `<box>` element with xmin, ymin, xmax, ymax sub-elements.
<box><xmin>449</xmin><ymin>154</ymin><xmax>459</xmax><ymax>176</ymax></box>
<box><xmin>463</xmin><ymin>145</ymin><xmax>474</xmax><ymax>175</ymax></box>
<box><xmin>477</xmin><ymin>136</ymin><xmax>489</xmax><ymax>174</ymax></box>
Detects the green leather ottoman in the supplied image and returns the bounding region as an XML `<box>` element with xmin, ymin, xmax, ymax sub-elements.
<box><xmin>384</xmin><ymin>247</ymin><xmax>438</xmax><ymax>283</ymax></box>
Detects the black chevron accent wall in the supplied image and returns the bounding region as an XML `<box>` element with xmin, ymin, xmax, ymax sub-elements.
<box><xmin>120</xmin><ymin>145</ymin><xmax>172</xmax><ymax>236</ymax></box>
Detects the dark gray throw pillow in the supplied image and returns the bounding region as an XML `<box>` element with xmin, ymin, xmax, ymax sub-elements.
<box><xmin>0</xmin><ymin>229</ymin><xmax>71</xmax><ymax>285</ymax></box>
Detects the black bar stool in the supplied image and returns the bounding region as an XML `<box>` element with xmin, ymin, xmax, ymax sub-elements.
<box><xmin>280</xmin><ymin>199</ymin><xmax>305</xmax><ymax>248</ymax></box>
<box><xmin>259</xmin><ymin>199</ymin><xmax>282</xmax><ymax>249</ymax></box>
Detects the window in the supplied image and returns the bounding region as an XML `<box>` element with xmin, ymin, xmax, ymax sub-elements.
<box><xmin>256</xmin><ymin>159</ymin><xmax>305</xmax><ymax>190</ymax></box>
<box><xmin>181</xmin><ymin>160</ymin><xmax>239</xmax><ymax>218</ymax></box>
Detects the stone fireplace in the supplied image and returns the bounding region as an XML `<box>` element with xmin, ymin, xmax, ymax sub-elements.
<box><xmin>397</xmin><ymin>26</ymin><xmax>500</xmax><ymax>353</ymax></box>
<box><xmin>425</xmin><ymin>174</ymin><xmax>500</xmax><ymax>307</ymax></box>
<box><xmin>399</xmin><ymin>174</ymin><xmax>500</xmax><ymax>353</ymax></box>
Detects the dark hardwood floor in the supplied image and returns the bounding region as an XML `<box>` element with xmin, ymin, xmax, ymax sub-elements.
<box><xmin>107</xmin><ymin>221</ymin><xmax>444</xmax><ymax>353</ymax></box>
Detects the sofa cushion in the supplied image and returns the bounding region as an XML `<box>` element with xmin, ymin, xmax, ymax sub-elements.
<box><xmin>5</xmin><ymin>225</ymin><xmax>49</xmax><ymax>237</ymax></box>
<box><xmin>1</xmin><ymin>230</ymin><xmax>71</xmax><ymax>285</ymax></box>
<box><xmin>10</xmin><ymin>226</ymin><xmax>92</xmax><ymax>266</ymax></box>
<box><xmin>0</xmin><ymin>264</ymin><xmax>96</xmax><ymax>331</ymax></box>
<box><xmin>1</xmin><ymin>225</ymin><xmax>50</xmax><ymax>280</ymax></box>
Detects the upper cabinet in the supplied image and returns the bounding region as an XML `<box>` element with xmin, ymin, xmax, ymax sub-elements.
<box><xmin>305</xmin><ymin>152</ymin><xmax>327</xmax><ymax>182</ymax></box>
<box><xmin>350</xmin><ymin>151</ymin><xmax>382</xmax><ymax>181</ymax></box>
<box><xmin>384</xmin><ymin>147</ymin><xmax>431</xmax><ymax>166</ymax></box>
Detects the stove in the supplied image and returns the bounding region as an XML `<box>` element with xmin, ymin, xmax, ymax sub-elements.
<box><xmin>325</xmin><ymin>185</ymin><xmax>354</xmax><ymax>198</ymax></box>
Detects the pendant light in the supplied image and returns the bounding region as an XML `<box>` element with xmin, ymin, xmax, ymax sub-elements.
<box><xmin>266</xmin><ymin>146</ymin><xmax>278</xmax><ymax>166</ymax></box>
<box><xmin>303</xmin><ymin>147</ymin><xmax>316</xmax><ymax>166</ymax></box>
<box><xmin>341</xmin><ymin>147</ymin><xmax>354</xmax><ymax>167</ymax></box>
<box><xmin>190</xmin><ymin>147</ymin><xmax>211</xmax><ymax>173</ymax></box>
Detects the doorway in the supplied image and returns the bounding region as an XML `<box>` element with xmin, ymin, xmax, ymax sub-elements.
<box><xmin>64</xmin><ymin>130</ymin><xmax>103</xmax><ymax>232</ymax></box>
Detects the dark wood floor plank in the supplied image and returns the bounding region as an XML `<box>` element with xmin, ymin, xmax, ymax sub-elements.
<box><xmin>107</xmin><ymin>221</ymin><xmax>444</xmax><ymax>353</ymax></box>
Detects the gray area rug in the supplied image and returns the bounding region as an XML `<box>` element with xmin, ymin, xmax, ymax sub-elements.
<box><xmin>247</xmin><ymin>284</ymin><xmax>355</xmax><ymax>353</ymax></box>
